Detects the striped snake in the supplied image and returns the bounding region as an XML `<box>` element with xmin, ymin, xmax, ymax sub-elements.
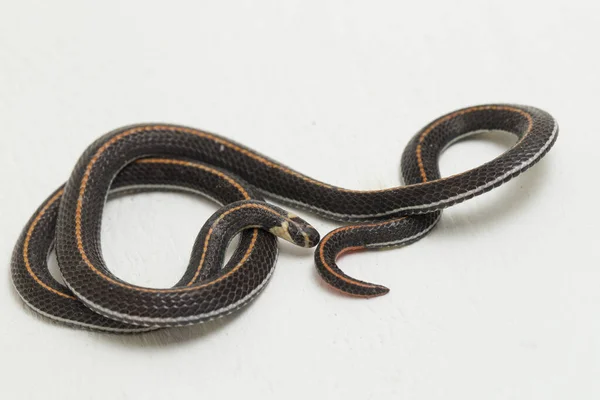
<box><xmin>11</xmin><ymin>104</ymin><xmax>558</xmax><ymax>332</ymax></box>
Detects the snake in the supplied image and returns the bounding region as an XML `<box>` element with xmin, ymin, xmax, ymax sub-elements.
<box><xmin>11</xmin><ymin>104</ymin><xmax>558</xmax><ymax>332</ymax></box>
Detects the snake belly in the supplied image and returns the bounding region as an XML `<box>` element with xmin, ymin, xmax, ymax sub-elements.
<box><xmin>11</xmin><ymin>104</ymin><xmax>558</xmax><ymax>331</ymax></box>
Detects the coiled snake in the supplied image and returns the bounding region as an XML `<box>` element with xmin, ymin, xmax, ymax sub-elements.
<box><xmin>11</xmin><ymin>104</ymin><xmax>558</xmax><ymax>332</ymax></box>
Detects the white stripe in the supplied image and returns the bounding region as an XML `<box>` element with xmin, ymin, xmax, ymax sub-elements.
<box><xmin>26</xmin><ymin>182</ymin><xmax>265</xmax><ymax>329</ymax></box>
<box><xmin>53</xmin><ymin>183</ymin><xmax>233</xmax><ymax>290</ymax></box>
<box><xmin>62</xmin><ymin>252</ymin><xmax>277</xmax><ymax>325</ymax></box>
<box><xmin>13</xmin><ymin>283</ymin><xmax>154</xmax><ymax>333</ymax></box>
<box><xmin>109</xmin><ymin>183</ymin><xmax>227</xmax><ymax>206</ymax></box>
<box><xmin>365</xmin><ymin>214</ymin><xmax>442</xmax><ymax>248</ymax></box>
<box><xmin>26</xmin><ymin>121</ymin><xmax>556</xmax><ymax>328</ymax></box>
<box><xmin>265</xmin><ymin>121</ymin><xmax>558</xmax><ymax>220</ymax></box>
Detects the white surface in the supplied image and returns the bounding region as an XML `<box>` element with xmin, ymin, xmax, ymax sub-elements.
<box><xmin>0</xmin><ymin>1</ymin><xmax>598</xmax><ymax>399</ymax></box>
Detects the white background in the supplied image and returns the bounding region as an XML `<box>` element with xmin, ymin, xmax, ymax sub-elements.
<box><xmin>0</xmin><ymin>1</ymin><xmax>598</xmax><ymax>399</ymax></box>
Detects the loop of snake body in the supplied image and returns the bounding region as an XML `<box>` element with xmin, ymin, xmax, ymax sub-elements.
<box><xmin>11</xmin><ymin>104</ymin><xmax>558</xmax><ymax>332</ymax></box>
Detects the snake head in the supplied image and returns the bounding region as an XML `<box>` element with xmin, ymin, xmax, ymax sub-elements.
<box><xmin>269</xmin><ymin>212</ymin><xmax>320</xmax><ymax>248</ymax></box>
<box><xmin>287</xmin><ymin>214</ymin><xmax>320</xmax><ymax>248</ymax></box>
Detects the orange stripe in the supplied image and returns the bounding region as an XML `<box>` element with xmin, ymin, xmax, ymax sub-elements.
<box><xmin>189</xmin><ymin>202</ymin><xmax>270</xmax><ymax>285</ymax></box>
<box><xmin>26</xmin><ymin>159</ymin><xmax>255</xmax><ymax>298</ymax></box>
<box><xmin>72</xmin><ymin>107</ymin><xmax>534</xmax><ymax>294</ymax></box>
<box><xmin>22</xmin><ymin>189</ymin><xmax>76</xmax><ymax>300</ymax></box>
<box><xmin>136</xmin><ymin>158</ymin><xmax>254</xmax><ymax>286</ymax></box>
<box><xmin>336</xmin><ymin>246</ymin><xmax>365</xmax><ymax>257</ymax></box>
<box><xmin>416</xmin><ymin>105</ymin><xmax>533</xmax><ymax>182</ymax></box>
<box><xmin>76</xmin><ymin>201</ymin><xmax>289</xmax><ymax>293</ymax></box>
<box><xmin>135</xmin><ymin>158</ymin><xmax>251</xmax><ymax>201</ymax></box>
<box><xmin>318</xmin><ymin>218</ymin><xmax>405</xmax><ymax>289</ymax></box>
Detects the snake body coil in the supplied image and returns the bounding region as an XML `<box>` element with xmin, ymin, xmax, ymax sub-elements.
<box><xmin>11</xmin><ymin>104</ymin><xmax>558</xmax><ymax>332</ymax></box>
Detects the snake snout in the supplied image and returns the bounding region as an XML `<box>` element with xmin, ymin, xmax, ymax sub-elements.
<box><xmin>287</xmin><ymin>215</ymin><xmax>321</xmax><ymax>248</ymax></box>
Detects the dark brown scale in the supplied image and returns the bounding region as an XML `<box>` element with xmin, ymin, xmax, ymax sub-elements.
<box><xmin>314</xmin><ymin>105</ymin><xmax>557</xmax><ymax>296</ymax></box>
<box><xmin>11</xmin><ymin>104</ymin><xmax>558</xmax><ymax>329</ymax></box>
<box><xmin>12</xmin><ymin>161</ymin><xmax>279</xmax><ymax>330</ymax></box>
